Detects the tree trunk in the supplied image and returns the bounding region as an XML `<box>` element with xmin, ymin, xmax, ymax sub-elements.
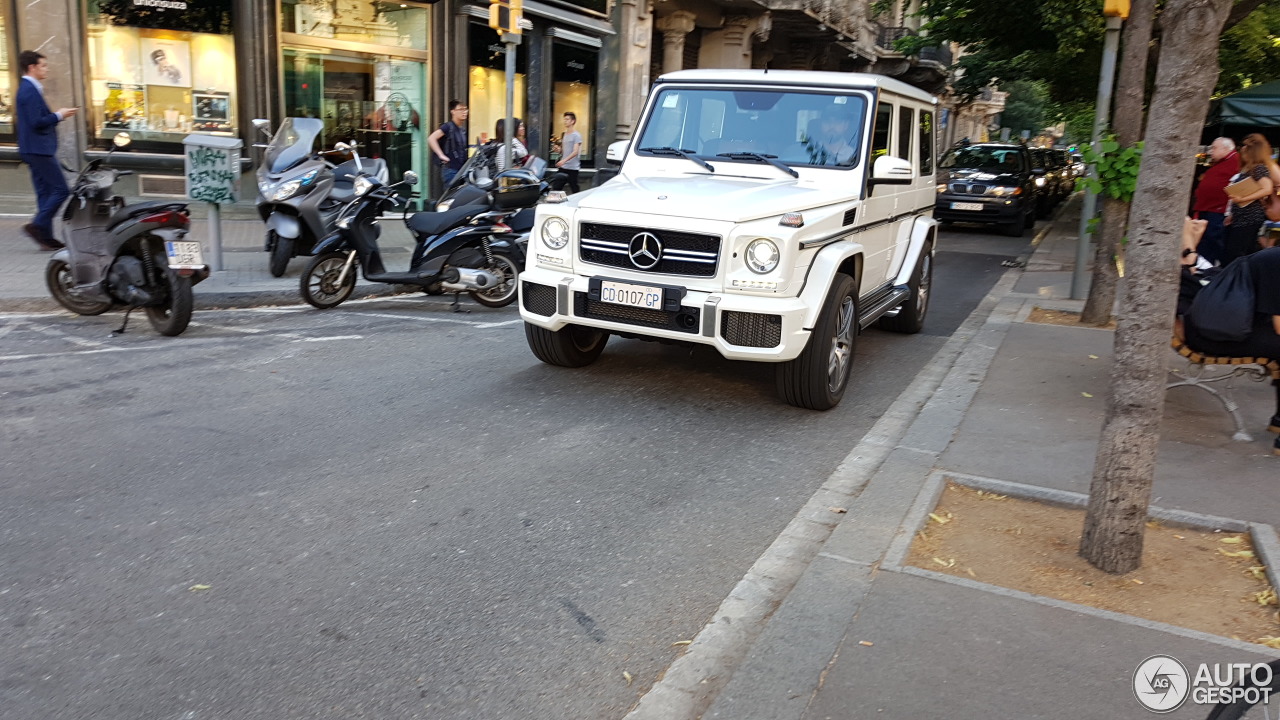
<box><xmin>1079</xmin><ymin>0</ymin><xmax>1157</xmax><ymax>326</ymax></box>
<box><xmin>1079</xmin><ymin>0</ymin><xmax>1232</xmax><ymax>575</ymax></box>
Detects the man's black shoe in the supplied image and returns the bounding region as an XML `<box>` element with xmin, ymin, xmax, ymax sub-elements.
<box><xmin>1268</xmin><ymin>414</ymin><xmax>1280</xmax><ymax>434</ymax></box>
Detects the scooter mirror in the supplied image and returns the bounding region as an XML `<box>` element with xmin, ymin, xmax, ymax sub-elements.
<box><xmin>334</xmin><ymin>142</ymin><xmax>352</xmax><ymax>153</ymax></box>
<box><xmin>252</xmin><ymin>118</ymin><xmax>272</xmax><ymax>137</ymax></box>
<box><xmin>401</xmin><ymin>171</ymin><xmax>419</xmax><ymax>186</ymax></box>
<box><xmin>113</xmin><ymin>132</ymin><xmax>132</xmax><ymax>148</ymax></box>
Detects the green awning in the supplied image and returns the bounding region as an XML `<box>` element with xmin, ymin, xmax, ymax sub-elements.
<box><xmin>1211</xmin><ymin>80</ymin><xmax>1280</xmax><ymax>126</ymax></box>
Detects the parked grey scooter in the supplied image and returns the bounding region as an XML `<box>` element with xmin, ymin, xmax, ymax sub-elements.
<box><xmin>45</xmin><ymin>133</ymin><xmax>208</xmax><ymax>336</ymax></box>
<box><xmin>253</xmin><ymin>117</ymin><xmax>388</xmax><ymax>277</ymax></box>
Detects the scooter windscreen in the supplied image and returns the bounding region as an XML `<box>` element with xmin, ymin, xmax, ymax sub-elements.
<box><xmin>263</xmin><ymin>117</ymin><xmax>325</xmax><ymax>174</ymax></box>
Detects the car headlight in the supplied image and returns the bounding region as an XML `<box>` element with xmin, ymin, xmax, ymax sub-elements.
<box><xmin>745</xmin><ymin>238</ymin><xmax>780</xmax><ymax>274</ymax></box>
<box><xmin>353</xmin><ymin>175</ymin><xmax>374</xmax><ymax>197</ymax></box>
<box><xmin>1034</xmin><ymin>177</ymin><xmax>1046</xmax><ymax>187</ymax></box>
<box><xmin>542</xmin><ymin>217</ymin><xmax>569</xmax><ymax>250</ymax></box>
<box><xmin>988</xmin><ymin>186</ymin><xmax>1021</xmax><ymax>197</ymax></box>
<box><xmin>936</xmin><ymin>183</ymin><xmax>948</xmax><ymax>193</ymax></box>
<box><xmin>269</xmin><ymin>179</ymin><xmax>302</xmax><ymax>202</ymax></box>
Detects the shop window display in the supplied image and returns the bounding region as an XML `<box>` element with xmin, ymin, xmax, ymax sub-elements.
<box><xmin>468</xmin><ymin>23</ymin><xmax>526</xmax><ymax>149</ymax></box>
<box><xmin>549</xmin><ymin>42</ymin><xmax>595</xmax><ymax>166</ymax></box>
<box><xmin>0</xmin><ymin>14</ymin><xmax>12</xmax><ymax>136</ymax></box>
<box><xmin>281</xmin><ymin>0</ymin><xmax>430</xmax><ymax>51</ymax></box>
<box><xmin>87</xmin><ymin>0</ymin><xmax>237</xmax><ymax>144</ymax></box>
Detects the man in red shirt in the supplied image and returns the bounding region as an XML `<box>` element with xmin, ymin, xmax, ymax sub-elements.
<box><xmin>1191</xmin><ymin>137</ymin><xmax>1238</xmax><ymax>265</ymax></box>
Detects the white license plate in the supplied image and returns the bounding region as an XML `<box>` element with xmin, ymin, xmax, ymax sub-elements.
<box><xmin>951</xmin><ymin>202</ymin><xmax>984</xmax><ymax>211</ymax></box>
<box><xmin>599</xmin><ymin>280</ymin><xmax>664</xmax><ymax>310</ymax></box>
<box><xmin>165</xmin><ymin>240</ymin><xmax>204</xmax><ymax>267</ymax></box>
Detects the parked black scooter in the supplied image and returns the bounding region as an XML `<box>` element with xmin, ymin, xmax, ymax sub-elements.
<box><xmin>45</xmin><ymin>133</ymin><xmax>207</xmax><ymax>336</ymax></box>
<box><xmin>254</xmin><ymin>117</ymin><xmax>388</xmax><ymax>277</ymax></box>
<box><xmin>299</xmin><ymin>167</ymin><xmax>542</xmax><ymax>310</ymax></box>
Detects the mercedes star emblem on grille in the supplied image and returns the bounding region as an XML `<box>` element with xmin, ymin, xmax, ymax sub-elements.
<box><xmin>628</xmin><ymin>232</ymin><xmax>663</xmax><ymax>269</ymax></box>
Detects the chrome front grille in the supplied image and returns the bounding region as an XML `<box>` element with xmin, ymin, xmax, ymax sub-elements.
<box><xmin>579</xmin><ymin>222</ymin><xmax>720</xmax><ymax>277</ymax></box>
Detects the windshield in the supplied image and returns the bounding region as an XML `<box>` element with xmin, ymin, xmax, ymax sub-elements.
<box><xmin>634</xmin><ymin>87</ymin><xmax>870</xmax><ymax>169</ymax></box>
<box><xmin>264</xmin><ymin>117</ymin><xmax>324</xmax><ymax>174</ymax></box>
<box><xmin>940</xmin><ymin>146</ymin><xmax>1026</xmax><ymax>173</ymax></box>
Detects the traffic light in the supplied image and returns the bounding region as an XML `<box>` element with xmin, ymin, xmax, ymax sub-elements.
<box><xmin>489</xmin><ymin>0</ymin><xmax>522</xmax><ymax>35</ymax></box>
<box><xmin>1103</xmin><ymin>0</ymin><xmax>1130</xmax><ymax>18</ymax></box>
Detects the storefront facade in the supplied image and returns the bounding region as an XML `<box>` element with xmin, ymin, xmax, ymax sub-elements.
<box><xmin>0</xmin><ymin>0</ymin><xmax>618</xmax><ymax>203</ymax></box>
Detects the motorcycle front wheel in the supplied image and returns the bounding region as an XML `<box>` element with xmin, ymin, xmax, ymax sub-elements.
<box><xmin>45</xmin><ymin>258</ymin><xmax>113</xmax><ymax>315</ymax></box>
<box><xmin>144</xmin><ymin>274</ymin><xmax>194</xmax><ymax>336</ymax></box>
<box><xmin>469</xmin><ymin>251</ymin><xmax>519</xmax><ymax>308</ymax></box>
<box><xmin>268</xmin><ymin>231</ymin><xmax>293</xmax><ymax>278</ymax></box>
<box><xmin>301</xmin><ymin>251</ymin><xmax>356</xmax><ymax>309</ymax></box>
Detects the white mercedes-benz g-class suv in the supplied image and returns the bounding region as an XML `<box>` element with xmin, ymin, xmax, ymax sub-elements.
<box><xmin>519</xmin><ymin>69</ymin><xmax>938</xmax><ymax>410</ymax></box>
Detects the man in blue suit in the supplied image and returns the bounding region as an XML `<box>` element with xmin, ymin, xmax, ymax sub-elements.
<box><xmin>17</xmin><ymin>50</ymin><xmax>77</xmax><ymax>251</ymax></box>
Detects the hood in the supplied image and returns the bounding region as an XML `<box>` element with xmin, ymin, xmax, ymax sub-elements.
<box><xmin>573</xmin><ymin>173</ymin><xmax>855</xmax><ymax>222</ymax></box>
<box><xmin>943</xmin><ymin>167</ymin><xmax>1025</xmax><ymax>186</ymax></box>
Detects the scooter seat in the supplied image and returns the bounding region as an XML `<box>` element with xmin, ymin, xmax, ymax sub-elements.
<box><xmin>106</xmin><ymin>201</ymin><xmax>187</xmax><ymax>230</ymax></box>
<box><xmin>406</xmin><ymin>205</ymin><xmax>487</xmax><ymax>238</ymax></box>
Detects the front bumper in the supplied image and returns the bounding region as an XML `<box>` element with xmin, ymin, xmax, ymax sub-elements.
<box><xmin>517</xmin><ymin>266</ymin><xmax>816</xmax><ymax>362</ymax></box>
<box><xmin>933</xmin><ymin>194</ymin><xmax>1028</xmax><ymax>224</ymax></box>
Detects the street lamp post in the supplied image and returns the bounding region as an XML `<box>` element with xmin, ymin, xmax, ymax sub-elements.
<box><xmin>1071</xmin><ymin>2</ymin><xmax>1128</xmax><ymax>300</ymax></box>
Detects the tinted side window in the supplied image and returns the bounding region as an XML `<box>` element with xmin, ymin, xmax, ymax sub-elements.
<box><xmin>919</xmin><ymin>110</ymin><xmax>934</xmax><ymax>174</ymax></box>
<box><xmin>897</xmin><ymin>107</ymin><xmax>913</xmax><ymax>161</ymax></box>
<box><xmin>872</xmin><ymin>103</ymin><xmax>892</xmax><ymax>160</ymax></box>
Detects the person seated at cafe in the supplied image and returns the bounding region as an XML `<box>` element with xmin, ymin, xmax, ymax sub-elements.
<box><xmin>1181</xmin><ymin>245</ymin><xmax>1280</xmax><ymax>445</ymax></box>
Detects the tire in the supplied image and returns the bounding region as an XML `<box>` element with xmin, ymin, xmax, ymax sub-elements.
<box><xmin>301</xmin><ymin>251</ymin><xmax>356</xmax><ymax>309</ymax></box>
<box><xmin>468</xmin><ymin>251</ymin><xmax>519</xmax><ymax>308</ymax></box>
<box><xmin>777</xmin><ymin>273</ymin><xmax>857</xmax><ymax>411</ymax></box>
<box><xmin>45</xmin><ymin>258</ymin><xmax>112</xmax><ymax>315</ymax></box>
<box><xmin>524</xmin><ymin>322</ymin><xmax>608</xmax><ymax>367</ymax></box>
<box><xmin>878</xmin><ymin>242</ymin><xmax>932</xmax><ymax>334</ymax></box>
<box><xmin>268</xmin><ymin>232</ymin><xmax>293</xmax><ymax>278</ymax></box>
<box><xmin>144</xmin><ymin>274</ymin><xmax>193</xmax><ymax>336</ymax></box>
<box><xmin>1000</xmin><ymin>217</ymin><xmax>1025</xmax><ymax>237</ymax></box>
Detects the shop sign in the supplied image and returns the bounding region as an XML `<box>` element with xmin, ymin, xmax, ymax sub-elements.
<box><xmin>96</xmin><ymin>0</ymin><xmax>232</xmax><ymax>34</ymax></box>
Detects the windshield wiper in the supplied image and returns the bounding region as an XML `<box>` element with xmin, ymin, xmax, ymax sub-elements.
<box><xmin>716</xmin><ymin>152</ymin><xmax>799</xmax><ymax>178</ymax></box>
<box><xmin>637</xmin><ymin>146</ymin><xmax>715</xmax><ymax>172</ymax></box>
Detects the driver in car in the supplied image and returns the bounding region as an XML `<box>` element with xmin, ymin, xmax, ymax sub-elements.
<box><xmin>806</xmin><ymin>107</ymin><xmax>856</xmax><ymax>166</ymax></box>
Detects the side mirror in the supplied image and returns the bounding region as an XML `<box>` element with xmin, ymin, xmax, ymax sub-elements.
<box><xmin>869</xmin><ymin>155</ymin><xmax>913</xmax><ymax>186</ymax></box>
<box><xmin>333</xmin><ymin>142</ymin><xmax>352</xmax><ymax>153</ymax></box>
<box><xmin>402</xmin><ymin>170</ymin><xmax>419</xmax><ymax>186</ymax></box>
<box><xmin>252</xmin><ymin>118</ymin><xmax>272</xmax><ymax>137</ymax></box>
<box><xmin>112</xmin><ymin>132</ymin><xmax>132</xmax><ymax>148</ymax></box>
<box><xmin>606</xmin><ymin>140</ymin><xmax>628</xmax><ymax>165</ymax></box>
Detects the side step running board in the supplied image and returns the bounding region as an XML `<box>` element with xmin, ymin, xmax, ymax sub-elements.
<box><xmin>858</xmin><ymin>285</ymin><xmax>911</xmax><ymax>329</ymax></box>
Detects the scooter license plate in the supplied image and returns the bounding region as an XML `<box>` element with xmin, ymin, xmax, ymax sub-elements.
<box><xmin>165</xmin><ymin>240</ymin><xmax>204</xmax><ymax>268</ymax></box>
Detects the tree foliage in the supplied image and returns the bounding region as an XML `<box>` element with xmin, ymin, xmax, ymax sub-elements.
<box><xmin>906</xmin><ymin>0</ymin><xmax>1274</xmax><ymax>104</ymax></box>
<box><xmin>1078</xmin><ymin>137</ymin><xmax>1143</xmax><ymax>202</ymax></box>
<box><xmin>997</xmin><ymin>80</ymin><xmax>1050</xmax><ymax>136</ymax></box>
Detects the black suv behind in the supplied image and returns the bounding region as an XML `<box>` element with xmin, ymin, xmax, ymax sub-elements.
<box><xmin>934</xmin><ymin>143</ymin><xmax>1040</xmax><ymax>237</ymax></box>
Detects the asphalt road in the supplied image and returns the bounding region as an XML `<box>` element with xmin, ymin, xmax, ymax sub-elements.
<box><xmin>0</xmin><ymin>224</ymin><xmax>1032</xmax><ymax>719</ymax></box>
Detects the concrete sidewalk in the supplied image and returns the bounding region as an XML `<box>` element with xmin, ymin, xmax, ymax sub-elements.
<box><xmin>0</xmin><ymin>212</ymin><xmax>418</xmax><ymax>312</ymax></box>
<box><xmin>633</xmin><ymin>197</ymin><xmax>1280</xmax><ymax>720</ymax></box>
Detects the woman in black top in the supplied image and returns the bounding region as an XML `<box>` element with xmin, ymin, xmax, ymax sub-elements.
<box><xmin>1222</xmin><ymin>136</ymin><xmax>1276</xmax><ymax>263</ymax></box>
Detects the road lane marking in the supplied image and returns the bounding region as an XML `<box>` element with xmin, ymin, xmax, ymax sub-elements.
<box><xmin>25</xmin><ymin>324</ymin><xmax>107</xmax><ymax>348</ymax></box>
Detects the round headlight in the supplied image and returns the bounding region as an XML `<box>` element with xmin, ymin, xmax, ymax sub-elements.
<box><xmin>542</xmin><ymin>217</ymin><xmax>569</xmax><ymax>250</ymax></box>
<box><xmin>745</xmin><ymin>238</ymin><xmax>780</xmax><ymax>274</ymax></box>
<box><xmin>270</xmin><ymin>179</ymin><xmax>302</xmax><ymax>202</ymax></box>
<box><xmin>353</xmin><ymin>175</ymin><xmax>374</xmax><ymax>197</ymax></box>
<box><xmin>1034</xmin><ymin>177</ymin><xmax>1046</xmax><ymax>187</ymax></box>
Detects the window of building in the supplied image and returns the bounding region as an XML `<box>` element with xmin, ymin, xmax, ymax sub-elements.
<box><xmin>550</xmin><ymin>42</ymin><xmax>596</xmax><ymax>166</ymax></box>
<box><xmin>86</xmin><ymin>0</ymin><xmax>237</xmax><ymax>147</ymax></box>
<box><xmin>468</xmin><ymin>23</ymin><xmax>526</xmax><ymax>149</ymax></box>
<box><xmin>281</xmin><ymin>1</ymin><xmax>432</xmax><ymax>202</ymax></box>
